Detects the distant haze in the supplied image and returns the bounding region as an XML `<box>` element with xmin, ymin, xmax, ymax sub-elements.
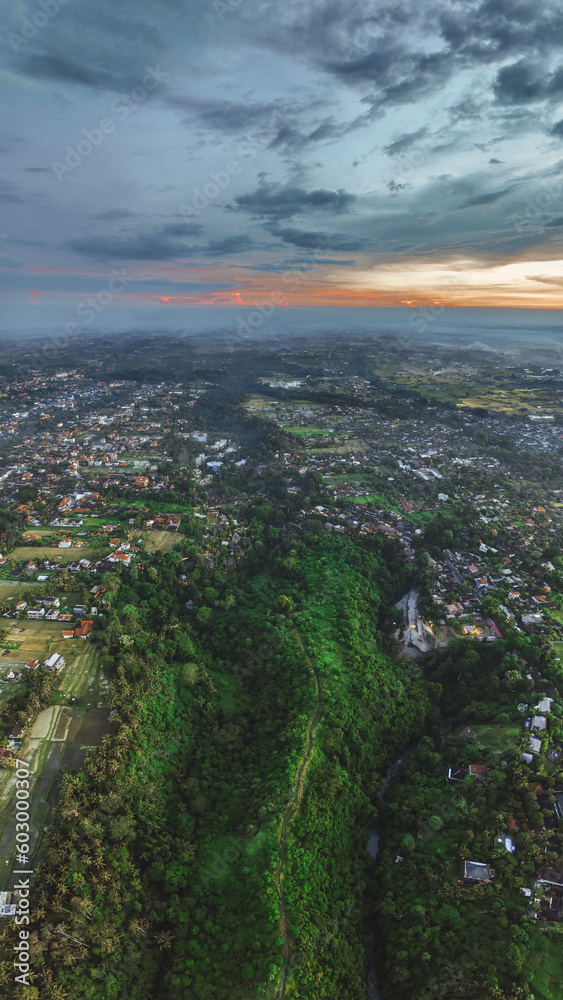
<box><xmin>1</xmin><ymin>307</ymin><xmax>563</xmax><ymax>351</ymax></box>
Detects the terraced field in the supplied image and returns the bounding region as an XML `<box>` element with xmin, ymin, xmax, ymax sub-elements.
<box><xmin>1</xmin><ymin>619</ymin><xmax>78</xmax><ymax>662</ymax></box>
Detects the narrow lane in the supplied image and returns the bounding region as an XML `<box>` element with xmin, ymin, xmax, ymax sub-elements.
<box><xmin>275</xmin><ymin>638</ymin><xmax>323</xmax><ymax>1000</ymax></box>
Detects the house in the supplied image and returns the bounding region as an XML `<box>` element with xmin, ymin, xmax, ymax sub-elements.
<box><xmin>8</xmin><ymin>724</ymin><xmax>23</xmax><ymax>740</ymax></box>
<box><xmin>463</xmin><ymin>860</ymin><xmax>495</xmax><ymax>884</ymax></box>
<box><xmin>447</xmin><ymin>765</ymin><xmax>466</xmax><ymax>782</ymax></box>
<box><xmin>554</xmin><ymin>794</ymin><xmax>563</xmax><ymax>821</ymax></box>
<box><xmin>14</xmin><ymin>601</ymin><xmax>27</xmax><ymax>613</ymax></box>
<box><xmin>535</xmin><ymin>698</ymin><xmax>553</xmax><ymax>714</ymax></box>
<box><xmin>74</xmin><ymin>620</ymin><xmax>93</xmax><ymax>639</ymax></box>
<box><xmin>539</xmin><ymin>895</ymin><xmax>562</xmax><ymax>921</ymax></box>
<box><xmin>538</xmin><ymin>867</ymin><xmax>563</xmax><ymax>888</ymax></box>
<box><xmin>108</xmin><ymin>551</ymin><xmax>131</xmax><ymax>564</ymax></box>
<box><xmin>61</xmin><ymin>630</ymin><xmax>75</xmax><ymax>639</ymax></box>
<box><xmin>2</xmin><ymin>670</ymin><xmax>20</xmax><ymax>683</ymax></box>
<box><xmin>487</xmin><ymin>619</ymin><xmax>503</xmax><ymax>639</ymax></box>
<box><xmin>26</xmin><ymin>608</ymin><xmax>45</xmax><ymax>620</ymax></box>
<box><xmin>531</xmin><ymin>716</ymin><xmax>547</xmax><ymax>731</ymax></box>
<box><xmin>25</xmin><ymin>659</ymin><xmax>40</xmax><ymax>670</ymax></box>
<box><xmin>496</xmin><ymin>832</ymin><xmax>516</xmax><ymax>853</ymax></box>
<box><xmin>0</xmin><ymin>892</ymin><xmax>17</xmax><ymax>917</ymax></box>
<box><xmin>44</xmin><ymin>653</ymin><xmax>65</xmax><ymax>671</ymax></box>
<box><xmin>529</xmin><ymin>737</ymin><xmax>542</xmax><ymax>754</ymax></box>
<box><xmin>58</xmin><ymin>539</ymin><xmax>72</xmax><ymax>548</ymax></box>
<box><xmin>468</xmin><ymin>765</ymin><xmax>489</xmax><ymax>778</ymax></box>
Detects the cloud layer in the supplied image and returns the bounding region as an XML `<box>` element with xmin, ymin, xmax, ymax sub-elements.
<box><xmin>2</xmin><ymin>0</ymin><xmax>563</xmax><ymax>324</ymax></box>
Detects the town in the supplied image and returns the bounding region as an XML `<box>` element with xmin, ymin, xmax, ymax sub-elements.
<box><xmin>1</xmin><ymin>332</ymin><xmax>563</xmax><ymax>996</ymax></box>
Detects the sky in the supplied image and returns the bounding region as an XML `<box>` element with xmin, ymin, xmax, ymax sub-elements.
<box><xmin>3</xmin><ymin>0</ymin><xmax>563</xmax><ymax>337</ymax></box>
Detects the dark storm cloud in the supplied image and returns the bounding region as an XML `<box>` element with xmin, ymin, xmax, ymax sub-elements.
<box><xmin>0</xmin><ymin>182</ymin><xmax>26</xmax><ymax>204</ymax></box>
<box><xmin>383</xmin><ymin>128</ymin><xmax>429</xmax><ymax>157</ymax></box>
<box><xmin>7</xmin><ymin>0</ymin><xmax>563</xmax><ymax>303</ymax></box>
<box><xmin>387</xmin><ymin>180</ymin><xmax>411</xmax><ymax>192</ymax></box>
<box><xmin>493</xmin><ymin>61</ymin><xmax>546</xmax><ymax>104</ymax></box>
<box><xmin>168</xmin><ymin>94</ymin><xmax>371</xmax><ymax>157</ymax></box>
<box><xmin>205</xmin><ymin>235</ymin><xmax>257</xmax><ymax>255</ymax></box>
<box><xmin>69</xmin><ymin>223</ymin><xmax>255</xmax><ymax>260</ymax></box>
<box><xmin>93</xmin><ymin>210</ymin><xmax>143</xmax><ymax>221</ymax></box>
<box><xmin>244</xmin><ymin>0</ymin><xmax>563</xmax><ymax>123</ymax></box>
<box><xmin>6</xmin><ymin>0</ymin><xmax>182</xmax><ymax>92</ymax></box>
<box><xmin>458</xmin><ymin>188</ymin><xmax>511</xmax><ymax>208</ymax></box>
<box><xmin>167</xmin><ymin>94</ymin><xmax>286</xmax><ymax>134</ymax></box>
<box><xmin>233</xmin><ymin>181</ymin><xmax>356</xmax><ymax>218</ymax></box>
<box><xmin>268</xmin><ymin>226</ymin><xmax>371</xmax><ymax>252</ymax></box>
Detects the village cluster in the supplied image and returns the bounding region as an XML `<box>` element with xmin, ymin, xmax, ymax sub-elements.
<box><xmin>1</xmin><ymin>350</ymin><xmax>563</xmax><ymax>927</ymax></box>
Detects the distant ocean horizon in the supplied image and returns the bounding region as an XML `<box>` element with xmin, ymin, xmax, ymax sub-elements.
<box><xmin>2</xmin><ymin>306</ymin><xmax>563</xmax><ymax>351</ymax></box>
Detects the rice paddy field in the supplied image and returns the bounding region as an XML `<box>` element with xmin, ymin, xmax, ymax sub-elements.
<box><xmin>1</xmin><ymin>619</ymin><xmax>82</xmax><ymax>659</ymax></box>
<box><xmin>0</xmin><ymin>643</ymin><xmax>109</xmax><ymax>890</ymax></box>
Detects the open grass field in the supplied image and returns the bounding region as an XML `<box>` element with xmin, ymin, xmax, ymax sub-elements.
<box><xmin>323</xmin><ymin>473</ymin><xmax>366</xmax><ymax>484</ymax></box>
<box><xmin>283</xmin><ymin>425</ymin><xmax>332</xmax><ymax>436</ymax></box>
<box><xmin>456</xmin><ymin>723</ymin><xmax>521</xmax><ymax>756</ymax></box>
<box><xmin>403</xmin><ymin>509</ymin><xmax>445</xmax><ymax>526</ymax></box>
<box><xmin>8</xmin><ymin>545</ymin><xmax>97</xmax><ymax>563</ymax></box>
<box><xmin>306</xmin><ymin>438</ymin><xmax>366</xmax><ymax>455</ymax></box>
<box><xmin>0</xmin><ymin>581</ymin><xmax>41</xmax><ymax>600</ymax></box>
<box><xmin>348</xmin><ymin>494</ymin><xmax>401</xmax><ymax>512</ymax></box>
<box><xmin>139</xmin><ymin>529</ymin><xmax>183</xmax><ymax>553</ymax></box>
<box><xmin>0</xmin><ymin>584</ymin><xmax>78</xmax><ymax>606</ymax></box>
<box><xmin>21</xmin><ymin>527</ymin><xmax>57</xmax><ymax>537</ymax></box>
